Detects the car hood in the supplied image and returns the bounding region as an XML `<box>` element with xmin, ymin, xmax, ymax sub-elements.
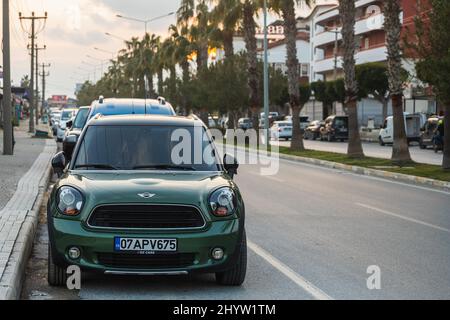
<box><xmin>57</xmin><ymin>171</ymin><xmax>234</xmax><ymax>207</ymax></box>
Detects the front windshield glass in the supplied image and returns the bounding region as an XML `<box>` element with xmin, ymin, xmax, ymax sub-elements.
<box><xmin>73</xmin><ymin>125</ymin><xmax>220</xmax><ymax>171</ymax></box>
<box><xmin>61</xmin><ymin>110</ymin><xmax>74</xmax><ymax>120</ymax></box>
<box><xmin>73</xmin><ymin>109</ymin><xmax>90</xmax><ymax>129</ymax></box>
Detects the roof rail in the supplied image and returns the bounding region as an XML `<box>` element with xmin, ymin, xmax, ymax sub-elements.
<box><xmin>157</xmin><ymin>96</ymin><xmax>166</xmax><ymax>105</ymax></box>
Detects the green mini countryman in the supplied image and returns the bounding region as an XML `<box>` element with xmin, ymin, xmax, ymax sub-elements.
<box><xmin>48</xmin><ymin>115</ymin><xmax>246</xmax><ymax>286</ymax></box>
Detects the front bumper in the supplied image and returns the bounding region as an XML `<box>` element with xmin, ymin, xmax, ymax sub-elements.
<box><xmin>48</xmin><ymin>214</ymin><xmax>242</xmax><ymax>274</ymax></box>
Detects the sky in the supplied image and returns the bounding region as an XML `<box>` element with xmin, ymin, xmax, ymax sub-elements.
<box><xmin>0</xmin><ymin>0</ymin><xmax>332</xmax><ymax>99</ymax></box>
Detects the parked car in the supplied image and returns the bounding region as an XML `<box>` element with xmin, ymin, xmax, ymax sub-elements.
<box><xmin>304</xmin><ymin>120</ymin><xmax>323</xmax><ymax>140</ymax></box>
<box><xmin>56</xmin><ymin>108</ymin><xmax>78</xmax><ymax>142</ymax></box>
<box><xmin>270</xmin><ymin>121</ymin><xmax>292</xmax><ymax>141</ymax></box>
<box><xmin>87</xmin><ymin>97</ymin><xmax>176</xmax><ymax>120</ymax></box>
<box><xmin>284</xmin><ymin>116</ymin><xmax>310</xmax><ymax>133</ymax></box>
<box><xmin>51</xmin><ymin>111</ymin><xmax>62</xmax><ymax>135</ymax></box>
<box><xmin>379</xmin><ymin>113</ymin><xmax>422</xmax><ymax>146</ymax></box>
<box><xmin>62</xmin><ymin>106</ymin><xmax>91</xmax><ymax>159</ymax></box>
<box><xmin>419</xmin><ymin>117</ymin><xmax>440</xmax><ymax>149</ymax></box>
<box><xmin>320</xmin><ymin>115</ymin><xmax>349</xmax><ymax>142</ymax></box>
<box><xmin>238</xmin><ymin>118</ymin><xmax>252</xmax><ymax>130</ymax></box>
<box><xmin>48</xmin><ymin>115</ymin><xmax>246</xmax><ymax>286</ymax></box>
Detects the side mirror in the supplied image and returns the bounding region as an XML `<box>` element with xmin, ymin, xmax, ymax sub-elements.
<box><xmin>223</xmin><ymin>154</ymin><xmax>239</xmax><ymax>178</ymax></box>
<box><xmin>52</xmin><ymin>151</ymin><xmax>66</xmax><ymax>177</ymax></box>
<box><xmin>66</xmin><ymin>120</ymin><xmax>73</xmax><ymax>129</ymax></box>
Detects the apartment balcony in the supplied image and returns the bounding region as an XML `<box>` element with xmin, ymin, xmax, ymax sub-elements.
<box><xmin>313</xmin><ymin>13</ymin><xmax>384</xmax><ymax>48</ymax></box>
<box><xmin>313</xmin><ymin>45</ymin><xmax>387</xmax><ymax>74</ymax></box>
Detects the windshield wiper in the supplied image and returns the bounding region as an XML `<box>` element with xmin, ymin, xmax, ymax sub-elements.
<box><xmin>132</xmin><ymin>164</ymin><xmax>196</xmax><ymax>171</ymax></box>
<box><xmin>74</xmin><ymin>164</ymin><xmax>119</xmax><ymax>170</ymax></box>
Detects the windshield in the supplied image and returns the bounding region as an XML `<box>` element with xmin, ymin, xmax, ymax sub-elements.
<box><xmin>73</xmin><ymin>125</ymin><xmax>220</xmax><ymax>171</ymax></box>
<box><xmin>61</xmin><ymin>110</ymin><xmax>74</xmax><ymax>120</ymax></box>
<box><xmin>334</xmin><ymin>117</ymin><xmax>348</xmax><ymax>128</ymax></box>
<box><xmin>73</xmin><ymin>108</ymin><xmax>90</xmax><ymax>129</ymax></box>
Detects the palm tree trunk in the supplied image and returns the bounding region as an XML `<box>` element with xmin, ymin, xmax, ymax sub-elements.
<box><xmin>157</xmin><ymin>68</ymin><xmax>163</xmax><ymax>95</ymax></box>
<box><xmin>243</xmin><ymin>0</ymin><xmax>260</xmax><ymax>134</ymax></box>
<box><xmin>281</xmin><ymin>1</ymin><xmax>304</xmax><ymax>151</ymax></box>
<box><xmin>223</xmin><ymin>30</ymin><xmax>234</xmax><ymax>58</ymax></box>
<box><xmin>339</xmin><ymin>0</ymin><xmax>364</xmax><ymax>158</ymax></box>
<box><xmin>384</xmin><ymin>0</ymin><xmax>412</xmax><ymax>164</ymax></box>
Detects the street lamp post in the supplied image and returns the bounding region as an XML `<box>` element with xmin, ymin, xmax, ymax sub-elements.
<box><xmin>263</xmin><ymin>0</ymin><xmax>269</xmax><ymax>146</ymax></box>
<box><xmin>116</xmin><ymin>12</ymin><xmax>175</xmax><ymax>35</ymax></box>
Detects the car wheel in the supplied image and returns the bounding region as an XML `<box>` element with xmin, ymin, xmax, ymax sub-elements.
<box><xmin>216</xmin><ymin>229</ymin><xmax>247</xmax><ymax>286</ymax></box>
<box><xmin>47</xmin><ymin>244</ymin><xmax>67</xmax><ymax>287</ymax></box>
<box><xmin>379</xmin><ymin>136</ymin><xmax>385</xmax><ymax>146</ymax></box>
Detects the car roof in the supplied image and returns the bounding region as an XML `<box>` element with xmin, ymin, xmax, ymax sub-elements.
<box><xmin>89</xmin><ymin>98</ymin><xmax>175</xmax><ymax>117</ymax></box>
<box><xmin>274</xmin><ymin>120</ymin><xmax>292</xmax><ymax>124</ymax></box>
<box><xmin>87</xmin><ymin>114</ymin><xmax>204</xmax><ymax>127</ymax></box>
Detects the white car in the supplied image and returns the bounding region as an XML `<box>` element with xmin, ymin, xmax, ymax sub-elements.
<box><xmin>56</xmin><ymin>108</ymin><xmax>77</xmax><ymax>142</ymax></box>
<box><xmin>270</xmin><ymin>121</ymin><xmax>292</xmax><ymax>141</ymax></box>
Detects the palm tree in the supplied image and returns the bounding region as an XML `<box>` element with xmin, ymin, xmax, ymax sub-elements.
<box><xmin>268</xmin><ymin>0</ymin><xmax>312</xmax><ymax>151</ymax></box>
<box><xmin>119</xmin><ymin>37</ymin><xmax>140</xmax><ymax>98</ymax></box>
<box><xmin>384</xmin><ymin>0</ymin><xmax>412</xmax><ymax>164</ymax></box>
<box><xmin>338</xmin><ymin>0</ymin><xmax>364</xmax><ymax>158</ymax></box>
<box><xmin>178</xmin><ymin>0</ymin><xmax>212</xmax><ymax>72</ymax></box>
<box><xmin>242</xmin><ymin>0</ymin><xmax>261</xmax><ymax>132</ymax></box>
<box><xmin>168</xmin><ymin>24</ymin><xmax>193</xmax><ymax>114</ymax></box>
<box><xmin>209</xmin><ymin>0</ymin><xmax>243</xmax><ymax>58</ymax></box>
<box><xmin>139</xmin><ymin>33</ymin><xmax>160</xmax><ymax>98</ymax></box>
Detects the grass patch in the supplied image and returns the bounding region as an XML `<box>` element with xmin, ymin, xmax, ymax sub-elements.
<box><xmin>225</xmin><ymin>140</ymin><xmax>450</xmax><ymax>182</ymax></box>
<box><xmin>277</xmin><ymin>147</ymin><xmax>450</xmax><ymax>182</ymax></box>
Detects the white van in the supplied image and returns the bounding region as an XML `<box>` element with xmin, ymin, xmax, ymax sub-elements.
<box><xmin>379</xmin><ymin>113</ymin><xmax>422</xmax><ymax>146</ymax></box>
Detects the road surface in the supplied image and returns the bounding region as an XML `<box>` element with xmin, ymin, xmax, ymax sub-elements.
<box><xmin>21</xmin><ymin>149</ymin><xmax>450</xmax><ymax>300</ymax></box>
<box><xmin>273</xmin><ymin>139</ymin><xmax>443</xmax><ymax>165</ymax></box>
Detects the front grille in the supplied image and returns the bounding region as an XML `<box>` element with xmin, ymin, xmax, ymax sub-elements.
<box><xmin>97</xmin><ymin>252</ymin><xmax>195</xmax><ymax>269</ymax></box>
<box><xmin>88</xmin><ymin>205</ymin><xmax>205</xmax><ymax>229</ymax></box>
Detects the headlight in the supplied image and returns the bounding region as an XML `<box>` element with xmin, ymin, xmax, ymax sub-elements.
<box><xmin>57</xmin><ymin>186</ymin><xmax>84</xmax><ymax>216</ymax></box>
<box><xmin>209</xmin><ymin>187</ymin><xmax>236</xmax><ymax>217</ymax></box>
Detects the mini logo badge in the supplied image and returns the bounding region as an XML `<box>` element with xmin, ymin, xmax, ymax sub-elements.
<box><xmin>137</xmin><ymin>192</ymin><xmax>156</xmax><ymax>199</ymax></box>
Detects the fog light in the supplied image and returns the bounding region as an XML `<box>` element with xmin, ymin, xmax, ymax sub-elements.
<box><xmin>211</xmin><ymin>247</ymin><xmax>224</xmax><ymax>260</ymax></box>
<box><xmin>68</xmin><ymin>247</ymin><xmax>81</xmax><ymax>260</ymax></box>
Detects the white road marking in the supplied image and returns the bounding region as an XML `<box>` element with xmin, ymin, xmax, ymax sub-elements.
<box><xmin>355</xmin><ymin>203</ymin><xmax>450</xmax><ymax>234</ymax></box>
<box><xmin>248</xmin><ymin>240</ymin><xmax>333</xmax><ymax>300</ymax></box>
<box><xmin>247</xmin><ymin>171</ymin><xmax>284</xmax><ymax>182</ymax></box>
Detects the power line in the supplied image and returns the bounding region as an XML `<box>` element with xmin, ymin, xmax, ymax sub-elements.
<box><xmin>19</xmin><ymin>11</ymin><xmax>48</xmax><ymax>132</ymax></box>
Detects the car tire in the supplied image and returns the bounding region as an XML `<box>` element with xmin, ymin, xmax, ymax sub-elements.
<box><xmin>47</xmin><ymin>244</ymin><xmax>67</xmax><ymax>287</ymax></box>
<box><xmin>379</xmin><ymin>136</ymin><xmax>385</xmax><ymax>146</ymax></box>
<box><xmin>215</xmin><ymin>230</ymin><xmax>247</xmax><ymax>286</ymax></box>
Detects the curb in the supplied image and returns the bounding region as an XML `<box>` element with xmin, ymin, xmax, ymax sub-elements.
<box><xmin>277</xmin><ymin>153</ymin><xmax>450</xmax><ymax>192</ymax></box>
<box><xmin>0</xmin><ymin>140</ymin><xmax>56</xmax><ymax>300</ymax></box>
<box><xmin>221</xmin><ymin>144</ymin><xmax>450</xmax><ymax>192</ymax></box>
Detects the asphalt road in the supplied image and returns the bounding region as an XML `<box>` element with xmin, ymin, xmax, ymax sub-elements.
<box><xmin>273</xmin><ymin>139</ymin><xmax>443</xmax><ymax>165</ymax></box>
<box><xmin>21</xmin><ymin>146</ymin><xmax>450</xmax><ymax>300</ymax></box>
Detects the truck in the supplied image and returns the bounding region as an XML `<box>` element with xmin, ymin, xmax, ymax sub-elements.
<box><xmin>379</xmin><ymin>113</ymin><xmax>422</xmax><ymax>146</ymax></box>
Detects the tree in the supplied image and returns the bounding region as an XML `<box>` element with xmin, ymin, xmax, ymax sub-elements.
<box><xmin>338</xmin><ymin>0</ymin><xmax>364</xmax><ymax>158</ymax></box>
<box><xmin>242</xmin><ymin>0</ymin><xmax>261</xmax><ymax>133</ymax></box>
<box><xmin>356</xmin><ymin>62</ymin><xmax>390</xmax><ymax>121</ymax></box>
<box><xmin>413</xmin><ymin>0</ymin><xmax>450</xmax><ymax>169</ymax></box>
<box><xmin>269</xmin><ymin>0</ymin><xmax>311</xmax><ymax>151</ymax></box>
<box><xmin>384</xmin><ymin>0</ymin><xmax>412</xmax><ymax>164</ymax></box>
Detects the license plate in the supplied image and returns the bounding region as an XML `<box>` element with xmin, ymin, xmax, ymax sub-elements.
<box><xmin>114</xmin><ymin>237</ymin><xmax>177</xmax><ymax>252</ymax></box>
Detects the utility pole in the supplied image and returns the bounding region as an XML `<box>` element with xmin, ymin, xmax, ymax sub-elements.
<box><xmin>19</xmin><ymin>11</ymin><xmax>48</xmax><ymax>133</ymax></box>
<box><xmin>35</xmin><ymin>44</ymin><xmax>46</xmax><ymax>125</ymax></box>
<box><xmin>3</xmin><ymin>0</ymin><xmax>13</xmax><ymax>155</ymax></box>
<box><xmin>39</xmin><ymin>63</ymin><xmax>50</xmax><ymax>113</ymax></box>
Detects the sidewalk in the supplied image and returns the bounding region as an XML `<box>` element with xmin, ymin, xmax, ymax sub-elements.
<box><xmin>0</xmin><ymin>119</ymin><xmax>56</xmax><ymax>299</ymax></box>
